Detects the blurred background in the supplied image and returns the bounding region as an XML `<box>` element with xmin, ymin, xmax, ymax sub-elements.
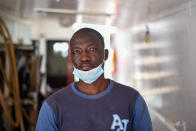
<box><xmin>0</xmin><ymin>0</ymin><xmax>196</xmax><ymax>130</ymax></box>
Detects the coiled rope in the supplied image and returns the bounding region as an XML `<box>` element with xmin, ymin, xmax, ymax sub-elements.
<box><xmin>0</xmin><ymin>17</ymin><xmax>35</xmax><ymax>130</ymax></box>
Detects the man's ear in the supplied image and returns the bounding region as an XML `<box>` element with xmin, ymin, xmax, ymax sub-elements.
<box><xmin>104</xmin><ymin>49</ymin><xmax>109</xmax><ymax>61</ymax></box>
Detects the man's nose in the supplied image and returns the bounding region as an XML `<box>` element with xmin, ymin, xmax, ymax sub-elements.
<box><xmin>80</xmin><ymin>51</ymin><xmax>90</xmax><ymax>62</ymax></box>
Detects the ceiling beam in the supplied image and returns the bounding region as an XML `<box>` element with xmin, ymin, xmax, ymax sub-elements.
<box><xmin>34</xmin><ymin>8</ymin><xmax>114</xmax><ymax>17</ymax></box>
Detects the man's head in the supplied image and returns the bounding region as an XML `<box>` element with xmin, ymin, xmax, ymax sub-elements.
<box><xmin>70</xmin><ymin>28</ymin><xmax>108</xmax><ymax>71</ymax></box>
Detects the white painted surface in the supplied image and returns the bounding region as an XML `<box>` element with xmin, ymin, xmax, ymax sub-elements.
<box><xmin>113</xmin><ymin>1</ymin><xmax>196</xmax><ymax>130</ymax></box>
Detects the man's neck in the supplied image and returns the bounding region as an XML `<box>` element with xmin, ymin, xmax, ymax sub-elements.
<box><xmin>75</xmin><ymin>74</ymin><xmax>110</xmax><ymax>95</ymax></box>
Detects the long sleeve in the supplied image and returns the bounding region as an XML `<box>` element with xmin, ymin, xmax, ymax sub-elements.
<box><xmin>132</xmin><ymin>95</ymin><xmax>153</xmax><ymax>131</ymax></box>
<box><xmin>36</xmin><ymin>101</ymin><xmax>59</xmax><ymax>131</ymax></box>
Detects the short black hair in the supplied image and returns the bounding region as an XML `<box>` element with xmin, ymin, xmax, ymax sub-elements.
<box><xmin>70</xmin><ymin>28</ymin><xmax>105</xmax><ymax>48</ymax></box>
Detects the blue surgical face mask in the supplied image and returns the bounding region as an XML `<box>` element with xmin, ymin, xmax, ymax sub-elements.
<box><xmin>73</xmin><ymin>63</ymin><xmax>104</xmax><ymax>84</ymax></box>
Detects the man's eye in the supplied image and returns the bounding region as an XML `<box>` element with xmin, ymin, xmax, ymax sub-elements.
<box><xmin>72</xmin><ymin>50</ymin><xmax>81</xmax><ymax>54</ymax></box>
<box><xmin>89</xmin><ymin>48</ymin><xmax>96</xmax><ymax>52</ymax></box>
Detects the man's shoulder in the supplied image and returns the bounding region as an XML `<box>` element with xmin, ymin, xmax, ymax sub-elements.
<box><xmin>46</xmin><ymin>83</ymin><xmax>73</xmax><ymax>104</ymax></box>
<box><xmin>111</xmin><ymin>80</ymin><xmax>140</xmax><ymax>99</ymax></box>
<box><xmin>112</xmin><ymin>80</ymin><xmax>139</xmax><ymax>93</ymax></box>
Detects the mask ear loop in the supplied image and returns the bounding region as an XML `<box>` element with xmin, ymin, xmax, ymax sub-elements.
<box><xmin>102</xmin><ymin>49</ymin><xmax>107</xmax><ymax>68</ymax></box>
<box><xmin>102</xmin><ymin>49</ymin><xmax>106</xmax><ymax>64</ymax></box>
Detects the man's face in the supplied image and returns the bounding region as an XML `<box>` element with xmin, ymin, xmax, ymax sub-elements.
<box><xmin>70</xmin><ymin>32</ymin><xmax>107</xmax><ymax>71</ymax></box>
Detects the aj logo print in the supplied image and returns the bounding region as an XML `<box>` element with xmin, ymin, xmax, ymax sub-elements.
<box><xmin>110</xmin><ymin>114</ymin><xmax>129</xmax><ymax>131</ymax></box>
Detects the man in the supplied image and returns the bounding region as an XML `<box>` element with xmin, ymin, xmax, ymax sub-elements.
<box><xmin>36</xmin><ymin>28</ymin><xmax>152</xmax><ymax>131</ymax></box>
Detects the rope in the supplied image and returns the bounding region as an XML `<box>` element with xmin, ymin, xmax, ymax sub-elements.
<box><xmin>0</xmin><ymin>17</ymin><xmax>25</xmax><ymax>130</ymax></box>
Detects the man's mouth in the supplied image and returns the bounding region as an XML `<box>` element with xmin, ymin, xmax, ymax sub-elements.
<box><xmin>79</xmin><ymin>63</ymin><xmax>95</xmax><ymax>71</ymax></box>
